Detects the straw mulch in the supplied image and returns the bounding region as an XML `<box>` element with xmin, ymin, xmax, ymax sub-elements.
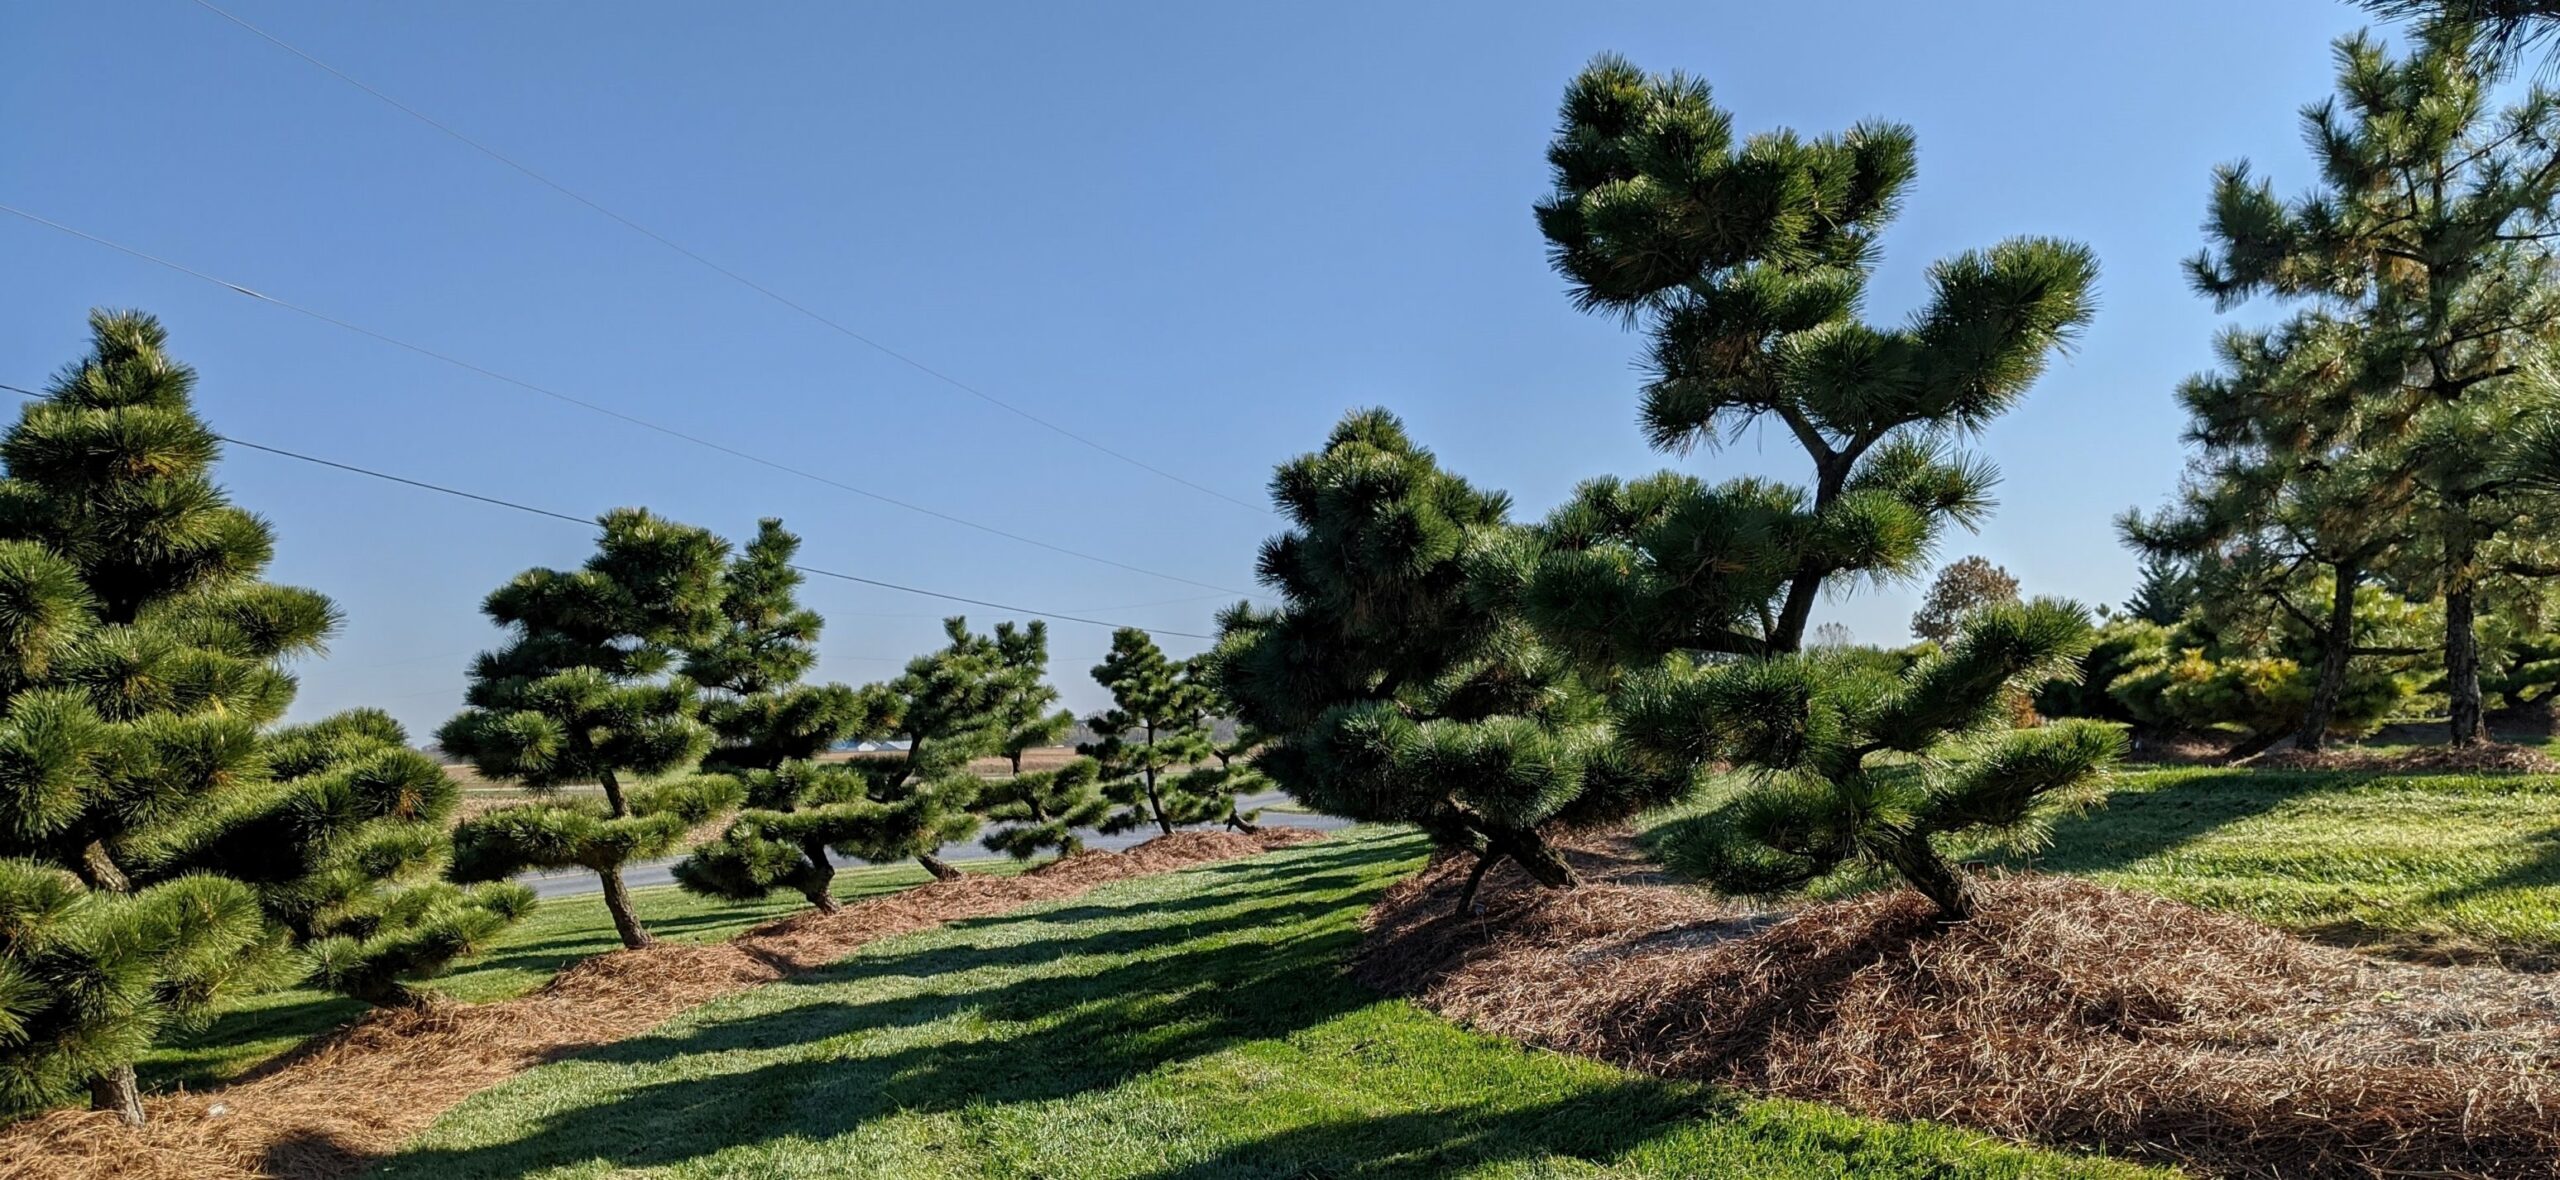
<box><xmin>0</xmin><ymin>827</ymin><xmax>1322</xmax><ymax>1180</ymax></box>
<box><xmin>1360</xmin><ymin>836</ymin><xmax>2560</xmax><ymax>1179</ymax></box>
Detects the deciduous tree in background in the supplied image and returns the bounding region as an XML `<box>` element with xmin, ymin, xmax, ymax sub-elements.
<box><xmin>1910</xmin><ymin>557</ymin><xmax>2021</xmax><ymax>644</ymax></box>
<box><xmin>440</xmin><ymin>509</ymin><xmax>742</xmax><ymax>950</ymax></box>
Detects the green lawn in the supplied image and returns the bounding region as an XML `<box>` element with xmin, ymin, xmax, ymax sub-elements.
<box><xmin>1645</xmin><ymin>767</ymin><xmax>2560</xmax><ymax>963</ymax></box>
<box><xmin>143</xmin><ymin>857</ymin><xmax>1027</xmax><ymax>1092</ymax></box>
<box><xmin>375</xmin><ymin>828</ymin><xmax>2159</xmax><ymax>1180</ymax></box>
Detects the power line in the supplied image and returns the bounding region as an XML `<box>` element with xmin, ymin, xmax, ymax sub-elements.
<box><xmin>0</xmin><ymin>382</ymin><xmax>1218</xmax><ymax>640</ymax></box>
<box><xmin>0</xmin><ymin>201</ymin><xmax>1264</xmax><ymax>600</ymax></box>
<box><xmin>182</xmin><ymin>0</ymin><xmax>1271</xmax><ymax>518</ymax></box>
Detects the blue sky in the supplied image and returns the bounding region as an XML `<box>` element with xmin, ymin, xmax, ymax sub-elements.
<box><xmin>2</xmin><ymin>0</ymin><xmax>2375</xmax><ymax>731</ymax></box>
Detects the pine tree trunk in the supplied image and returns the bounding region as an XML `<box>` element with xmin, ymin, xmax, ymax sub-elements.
<box><xmin>1454</xmin><ymin>850</ymin><xmax>1498</xmax><ymax>914</ymax></box>
<box><xmin>2295</xmin><ymin>562</ymin><xmax>2360</xmax><ymax>754</ymax></box>
<box><xmin>597</xmin><ymin>769</ymin><xmax>629</xmax><ymax>818</ymax></box>
<box><xmin>1225</xmin><ymin>806</ymin><xmax>1259</xmax><ymax>834</ymax></box>
<box><xmin>89</xmin><ymin>1063</ymin><xmax>144</xmax><ymax>1127</ymax></box>
<box><xmin>597</xmin><ymin>868</ymin><xmax>653</xmax><ymax>948</ymax></box>
<box><xmin>1485</xmin><ymin>824</ymin><xmax>1578</xmax><ymax>889</ymax></box>
<box><xmin>2448</xmin><ymin>578</ymin><xmax>2486</xmax><ymax>748</ymax></box>
<box><xmin>1877</xmin><ymin>830</ymin><xmax>1974</xmax><ymax>921</ymax></box>
<box><xmin>1144</xmin><ymin>771</ymin><xmax>1173</xmax><ymax>837</ymax></box>
<box><xmin>798</xmin><ymin>837</ymin><xmax>841</xmax><ymax>913</ymax></box>
<box><xmin>917</xmin><ymin>853</ymin><xmax>962</xmax><ymax>881</ymax></box>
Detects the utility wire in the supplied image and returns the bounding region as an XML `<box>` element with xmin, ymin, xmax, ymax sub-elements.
<box><xmin>183</xmin><ymin>0</ymin><xmax>1271</xmax><ymax>517</ymax></box>
<box><xmin>0</xmin><ymin>382</ymin><xmax>1218</xmax><ymax>639</ymax></box>
<box><xmin>0</xmin><ymin>201</ymin><xmax>1263</xmax><ymax>600</ymax></box>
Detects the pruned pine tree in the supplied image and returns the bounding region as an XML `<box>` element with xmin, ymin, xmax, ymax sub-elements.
<box><xmin>977</xmin><ymin>760</ymin><xmax>1111</xmax><ymax>859</ymax></box>
<box><xmin>1509</xmin><ymin>58</ymin><xmax>2113</xmax><ymax>919</ymax></box>
<box><xmin>440</xmin><ymin>509</ymin><xmax>741</xmax><ymax>950</ymax></box>
<box><xmin>1177</xmin><ymin>663</ymin><xmax>1270</xmax><ymax>833</ymax></box>
<box><xmin>1534</xmin><ymin>54</ymin><xmax>2096</xmax><ymax>655</ymax></box>
<box><xmin>1084</xmin><ymin>628</ymin><xmax>1216</xmax><ymax>837</ymax></box>
<box><xmin>0</xmin><ymin>312</ymin><xmax>505</xmax><ymax>1122</ymax></box>
<box><xmin>828</xmin><ymin>617</ymin><xmax>1011</xmax><ymax>880</ymax></box>
<box><xmin>159</xmin><ymin>709</ymin><xmax>535</xmax><ymax>1008</ymax></box>
<box><xmin>975</xmin><ymin>620</ymin><xmax>1106</xmax><ymax>860</ymax></box>
<box><xmin>2190</xmin><ymin>26</ymin><xmax>2560</xmax><ymax>745</ymax></box>
<box><xmin>1910</xmin><ymin>557</ymin><xmax>2021</xmax><ymax>644</ymax></box>
<box><xmin>669</xmin><ymin>520</ymin><xmax>871</xmax><ymax>913</ymax></box>
<box><xmin>1635</xmin><ymin>602</ymin><xmax>2120</xmax><ymax>920</ymax></box>
<box><xmin>1215</xmin><ymin>411</ymin><xmax>1661</xmax><ymax>908</ymax></box>
<box><xmin>2363</xmin><ymin>1</ymin><xmax>2560</xmax><ymax>60</ymax></box>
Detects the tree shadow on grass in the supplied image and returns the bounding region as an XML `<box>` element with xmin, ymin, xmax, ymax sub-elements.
<box><xmin>1127</xmin><ymin>1087</ymin><xmax>1740</xmax><ymax>1180</ymax></box>
<box><xmin>354</xmin><ymin>836</ymin><xmax>1423</xmax><ymax>1179</ymax></box>
<box><xmin>1999</xmin><ymin>769</ymin><xmax>2307</xmax><ymax>876</ymax></box>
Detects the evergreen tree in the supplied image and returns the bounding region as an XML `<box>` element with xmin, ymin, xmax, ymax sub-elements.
<box><xmin>1176</xmin><ymin>662</ymin><xmax>1271</xmax><ymax>833</ymax></box>
<box><xmin>1534</xmin><ymin>54</ymin><xmax>2096</xmax><ymax>654</ymax></box>
<box><xmin>1083</xmin><ymin>628</ymin><xmax>1216</xmax><ymax>837</ymax></box>
<box><xmin>974</xmin><ymin>621</ymin><xmax>1108</xmax><ymax>860</ymax></box>
<box><xmin>1910</xmin><ymin>557</ymin><xmax>2021</xmax><ymax>644</ymax></box>
<box><xmin>0</xmin><ymin>312</ymin><xmax>498</xmax><ymax>1122</ymax></box>
<box><xmin>440</xmin><ymin>509</ymin><xmax>742</xmax><ymax>949</ymax></box>
<box><xmin>2190</xmin><ymin>26</ymin><xmax>2560</xmax><ymax>745</ymax></box>
<box><xmin>669</xmin><ymin>521</ymin><xmax>873</xmax><ymax>913</ymax></box>
<box><xmin>1508</xmin><ymin>57</ymin><xmax>2115</xmax><ymax>919</ymax></box>
<box><xmin>2123</xmin><ymin>553</ymin><xmax>2198</xmax><ymax>626</ymax></box>
<box><xmin>826</xmin><ymin>617</ymin><xmax>1011</xmax><ymax>880</ymax></box>
<box><xmin>159</xmin><ymin>709</ymin><xmax>535</xmax><ymax>1008</ymax></box>
<box><xmin>1214</xmin><ymin>411</ymin><xmax>1658</xmax><ymax>904</ymax></box>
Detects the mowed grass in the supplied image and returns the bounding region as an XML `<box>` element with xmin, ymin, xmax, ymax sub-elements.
<box><xmin>376</xmin><ymin>828</ymin><xmax>2160</xmax><ymax>1180</ymax></box>
<box><xmin>1645</xmin><ymin>767</ymin><xmax>2560</xmax><ymax>964</ymax></box>
<box><xmin>142</xmin><ymin>857</ymin><xmax>1026</xmax><ymax>1093</ymax></box>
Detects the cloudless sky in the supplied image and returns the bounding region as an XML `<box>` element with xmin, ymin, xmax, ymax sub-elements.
<box><xmin>1</xmin><ymin>0</ymin><xmax>2379</xmax><ymax>733</ymax></box>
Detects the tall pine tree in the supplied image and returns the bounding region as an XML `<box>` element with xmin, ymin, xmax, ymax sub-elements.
<box><xmin>1510</xmin><ymin>57</ymin><xmax>2115</xmax><ymax>918</ymax></box>
<box><xmin>440</xmin><ymin>509</ymin><xmax>742</xmax><ymax>949</ymax></box>
<box><xmin>0</xmin><ymin>312</ymin><xmax>518</xmax><ymax>1122</ymax></box>
<box><xmin>2189</xmin><ymin>25</ymin><xmax>2560</xmax><ymax>745</ymax></box>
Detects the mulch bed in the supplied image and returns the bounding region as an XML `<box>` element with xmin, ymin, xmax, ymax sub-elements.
<box><xmin>1360</xmin><ymin>835</ymin><xmax>2560</xmax><ymax>1179</ymax></box>
<box><xmin>2245</xmin><ymin>742</ymin><xmax>2560</xmax><ymax>774</ymax></box>
<box><xmin>0</xmin><ymin>828</ymin><xmax>1323</xmax><ymax>1180</ymax></box>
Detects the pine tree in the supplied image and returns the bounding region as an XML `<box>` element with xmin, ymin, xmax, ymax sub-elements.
<box><xmin>2123</xmin><ymin>553</ymin><xmax>2198</xmax><ymax>626</ymax></box>
<box><xmin>1509</xmin><ymin>57</ymin><xmax>2114</xmax><ymax>919</ymax></box>
<box><xmin>2190</xmin><ymin>26</ymin><xmax>2560</xmax><ymax>745</ymax></box>
<box><xmin>1910</xmin><ymin>557</ymin><xmax>2022</xmax><ymax>644</ymax></box>
<box><xmin>825</xmin><ymin>617</ymin><xmax>1011</xmax><ymax>880</ymax></box>
<box><xmin>669</xmin><ymin>521</ymin><xmax>873</xmax><ymax>913</ymax></box>
<box><xmin>1083</xmin><ymin>628</ymin><xmax>1217</xmax><ymax>837</ymax></box>
<box><xmin>974</xmin><ymin>620</ymin><xmax>1108</xmax><ymax>860</ymax></box>
<box><xmin>0</xmin><ymin>311</ymin><xmax>498</xmax><ymax>1122</ymax></box>
<box><xmin>440</xmin><ymin>509</ymin><xmax>742</xmax><ymax>949</ymax></box>
<box><xmin>1534</xmin><ymin>54</ymin><xmax>2096</xmax><ymax>655</ymax></box>
<box><xmin>1175</xmin><ymin>662</ymin><xmax>1270</xmax><ymax>833</ymax></box>
<box><xmin>1214</xmin><ymin>411</ymin><xmax>1660</xmax><ymax>905</ymax></box>
<box><xmin>160</xmin><ymin>709</ymin><xmax>535</xmax><ymax>1008</ymax></box>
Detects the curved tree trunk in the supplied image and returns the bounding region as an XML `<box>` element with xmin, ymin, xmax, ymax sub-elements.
<box><xmin>1225</xmin><ymin>806</ymin><xmax>1260</xmax><ymax>834</ymax></box>
<box><xmin>2295</xmin><ymin>562</ymin><xmax>2360</xmax><ymax>753</ymax></box>
<box><xmin>597</xmin><ymin>867</ymin><xmax>653</xmax><ymax>948</ymax></box>
<box><xmin>1454</xmin><ymin>851</ymin><xmax>1499</xmax><ymax>915</ymax></box>
<box><xmin>597</xmin><ymin>769</ymin><xmax>629</xmax><ymax>818</ymax></box>
<box><xmin>917</xmin><ymin>854</ymin><xmax>962</xmax><ymax>881</ymax></box>
<box><xmin>1877</xmin><ymin>830</ymin><xmax>1974</xmax><ymax>921</ymax></box>
<box><xmin>1484</xmin><ymin>823</ymin><xmax>1578</xmax><ymax>889</ymax></box>
<box><xmin>1143</xmin><ymin>771</ymin><xmax>1173</xmax><ymax>837</ymax></box>
<box><xmin>89</xmin><ymin>1064</ymin><xmax>144</xmax><ymax>1127</ymax></box>
<box><xmin>798</xmin><ymin>837</ymin><xmax>842</xmax><ymax>913</ymax></box>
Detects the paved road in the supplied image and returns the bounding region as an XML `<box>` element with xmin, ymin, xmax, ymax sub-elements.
<box><xmin>516</xmin><ymin>792</ymin><xmax>1351</xmax><ymax>899</ymax></box>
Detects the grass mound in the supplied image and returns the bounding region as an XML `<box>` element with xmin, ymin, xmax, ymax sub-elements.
<box><xmin>1361</xmin><ymin>842</ymin><xmax>2560</xmax><ymax>1179</ymax></box>
<box><xmin>0</xmin><ymin>829</ymin><xmax>1321</xmax><ymax>1180</ymax></box>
